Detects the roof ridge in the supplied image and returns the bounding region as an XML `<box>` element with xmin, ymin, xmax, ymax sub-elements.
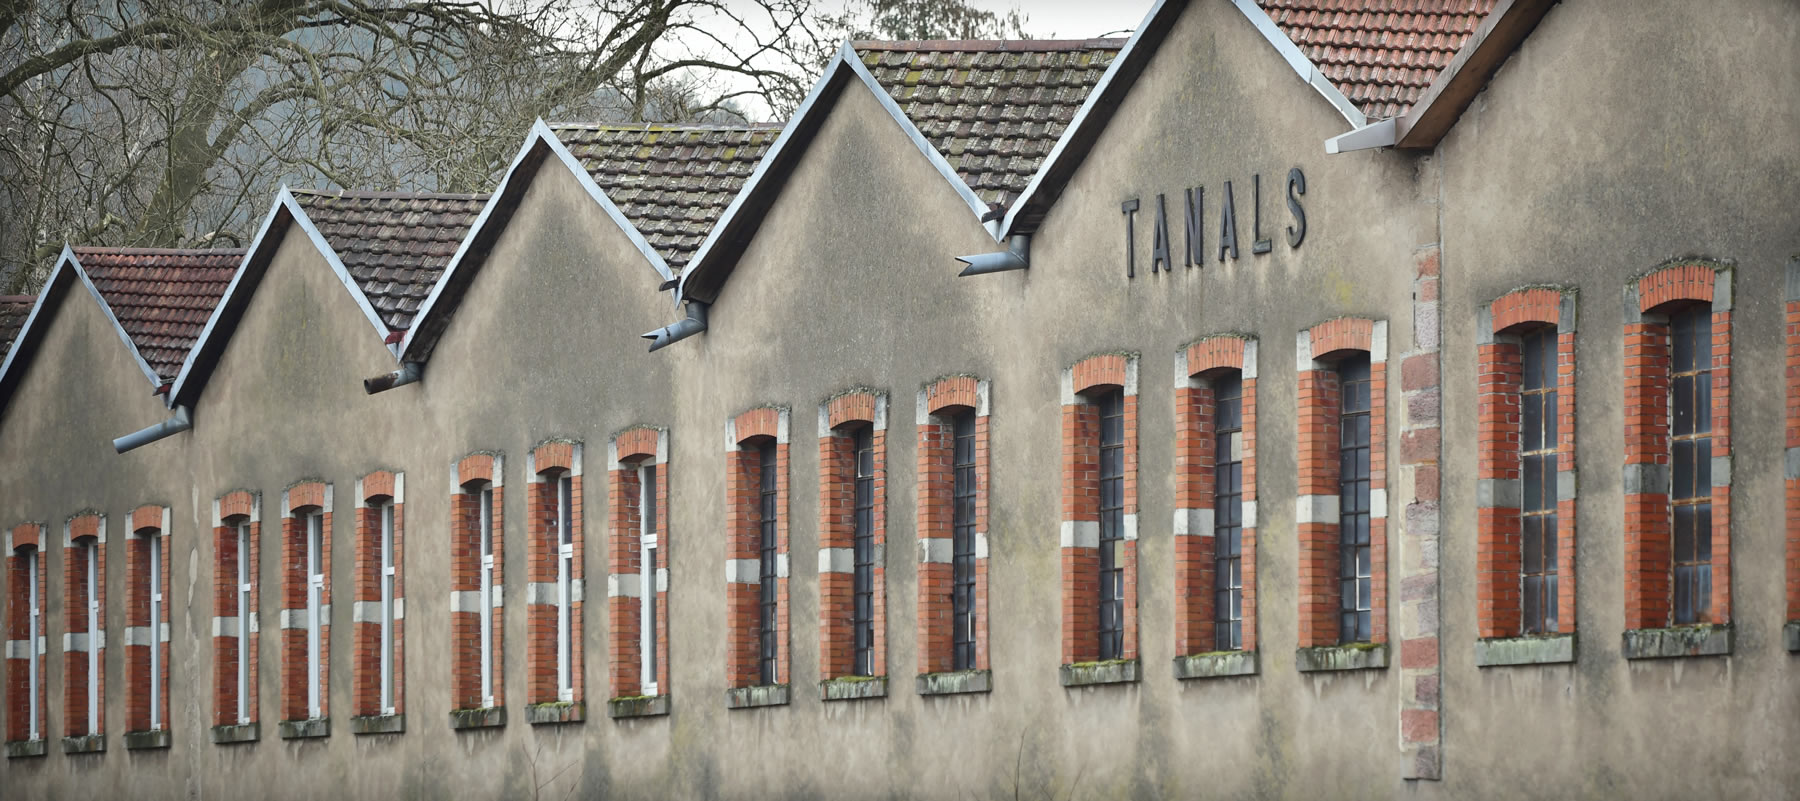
<box><xmin>71</xmin><ymin>246</ymin><xmax>248</xmax><ymax>256</ymax></box>
<box><xmin>289</xmin><ymin>188</ymin><xmax>491</xmax><ymax>201</ymax></box>
<box><xmin>853</xmin><ymin>38</ymin><xmax>1126</xmax><ymax>52</ymax></box>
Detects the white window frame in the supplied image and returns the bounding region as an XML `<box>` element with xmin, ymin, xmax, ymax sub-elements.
<box><xmin>477</xmin><ymin>486</ymin><xmax>495</xmax><ymax>709</ymax></box>
<box><xmin>236</xmin><ymin>523</ymin><xmax>252</xmax><ymax>725</ymax></box>
<box><xmin>306</xmin><ymin>511</ymin><xmax>324</xmax><ymax>720</ymax></box>
<box><xmin>379</xmin><ymin>501</ymin><xmax>396</xmax><ymax>716</ymax></box>
<box><xmin>148</xmin><ymin>531</ymin><xmax>163</xmax><ymax>731</ymax></box>
<box><xmin>555</xmin><ymin>474</ymin><xmax>574</xmax><ymax>702</ymax></box>
<box><xmin>639</xmin><ymin>464</ymin><xmax>658</xmax><ymax>696</ymax></box>
<box><xmin>25</xmin><ymin>546</ymin><xmax>41</xmax><ymax>741</ymax></box>
<box><xmin>84</xmin><ymin>537</ymin><xmax>100</xmax><ymax>735</ymax></box>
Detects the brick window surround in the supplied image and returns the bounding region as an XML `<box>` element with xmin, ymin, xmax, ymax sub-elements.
<box><xmin>527</xmin><ymin>441</ymin><xmax>585</xmax><ymax>722</ymax></box>
<box><xmin>1296</xmin><ymin>319</ymin><xmax>1390</xmax><ymax>656</ymax></box>
<box><xmin>281</xmin><ymin>481</ymin><xmax>332</xmax><ymax>727</ymax></box>
<box><xmin>212</xmin><ymin>491</ymin><xmax>260</xmax><ymax>734</ymax></box>
<box><xmin>916</xmin><ymin>376</ymin><xmax>992</xmax><ymax>692</ymax></box>
<box><xmin>1475</xmin><ymin>289</ymin><xmax>1579</xmax><ymax>660</ymax></box>
<box><xmin>1788</xmin><ymin>261</ymin><xmax>1800</xmax><ymax>653</ymax></box>
<box><xmin>450</xmin><ymin>453</ymin><xmax>504</xmax><ymax>718</ymax></box>
<box><xmin>818</xmin><ymin>391</ymin><xmax>888</xmax><ymax>693</ymax></box>
<box><xmin>726</xmin><ymin>407</ymin><xmax>790</xmax><ymax>706</ymax></box>
<box><xmin>6</xmin><ymin>523</ymin><xmax>47</xmax><ymax>749</ymax></box>
<box><xmin>63</xmin><ymin>513</ymin><xmax>106</xmax><ymax>741</ymax></box>
<box><xmin>125</xmin><ymin>505</ymin><xmax>172</xmax><ymax>742</ymax></box>
<box><xmin>1623</xmin><ymin>263</ymin><xmax>1734</xmax><ymax>658</ymax></box>
<box><xmin>352</xmin><ymin>471</ymin><xmax>404</xmax><ymax>729</ymax></box>
<box><xmin>608</xmin><ymin>428</ymin><xmax>670</xmax><ymax>705</ymax></box>
<box><xmin>1060</xmin><ymin>353</ymin><xmax>1140</xmax><ymax>682</ymax></box>
<box><xmin>1175</xmin><ymin>337</ymin><xmax>1260</xmax><ymax>673</ymax></box>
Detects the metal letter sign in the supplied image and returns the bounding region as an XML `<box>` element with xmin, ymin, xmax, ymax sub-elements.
<box><xmin>1121</xmin><ymin>168</ymin><xmax>1306</xmax><ymax>280</ymax></box>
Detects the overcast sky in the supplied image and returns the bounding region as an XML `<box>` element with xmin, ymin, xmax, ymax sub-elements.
<box><xmin>975</xmin><ymin>0</ymin><xmax>1152</xmax><ymax>39</ymax></box>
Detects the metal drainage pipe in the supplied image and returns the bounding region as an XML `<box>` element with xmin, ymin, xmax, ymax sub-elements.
<box><xmin>955</xmin><ymin>234</ymin><xmax>1031</xmax><ymax>277</ymax></box>
<box><xmin>643</xmin><ymin>302</ymin><xmax>708</xmax><ymax>352</ymax></box>
<box><xmin>364</xmin><ymin>362</ymin><xmax>424</xmax><ymax>394</ymax></box>
<box><xmin>113</xmin><ymin>405</ymin><xmax>192</xmax><ymax>454</ymax></box>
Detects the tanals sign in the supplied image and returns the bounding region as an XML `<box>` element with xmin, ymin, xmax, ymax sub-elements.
<box><xmin>1120</xmin><ymin>168</ymin><xmax>1306</xmax><ymax>278</ymax></box>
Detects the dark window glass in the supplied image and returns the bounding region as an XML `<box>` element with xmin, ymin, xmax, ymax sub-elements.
<box><xmin>1670</xmin><ymin>306</ymin><xmax>1713</xmax><ymax>624</ymax></box>
<box><xmin>1213</xmin><ymin>373</ymin><xmax>1245</xmax><ymax>651</ymax></box>
<box><xmin>851</xmin><ymin>427</ymin><xmax>876</xmax><ymax>676</ymax></box>
<box><xmin>1097</xmin><ymin>390</ymin><xmax>1126</xmax><ymax>660</ymax></box>
<box><xmin>643</xmin><ymin>465</ymin><xmax>658</xmax><ymax>683</ymax></box>
<box><xmin>1338</xmin><ymin>356</ymin><xmax>1373</xmax><ymax>644</ymax></box>
<box><xmin>951</xmin><ymin>412</ymin><xmax>978</xmax><ymax>671</ymax></box>
<box><xmin>757</xmin><ymin>443</ymin><xmax>779</xmax><ymax>685</ymax></box>
<box><xmin>1520</xmin><ymin>328</ymin><xmax>1560</xmax><ymax>634</ymax></box>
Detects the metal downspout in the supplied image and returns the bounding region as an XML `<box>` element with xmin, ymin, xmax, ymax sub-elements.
<box><xmin>364</xmin><ymin>362</ymin><xmax>424</xmax><ymax>394</ymax></box>
<box><xmin>643</xmin><ymin>302</ymin><xmax>708</xmax><ymax>352</ymax></box>
<box><xmin>112</xmin><ymin>405</ymin><xmax>192</xmax><ymax>453</ymax></box>
<box><xmin>955</xmin><ymin>234</ymin><xmax>1031</xmax><ymax>277</ymax></box>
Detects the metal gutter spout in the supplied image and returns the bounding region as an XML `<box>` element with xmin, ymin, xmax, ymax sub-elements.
<box><xmin>364</xmin><ymin>362</ymin><xmax>424</xmax><ymax>394</ymax></box>
<box><xmin>113</xmin><ymin>405</ymin><xmax>192</xmax><ymax>454</ymax></box>
<box><xmin>956</xmin><ymin>234</ymin><xmax>1031</xmax><ymax>277</ymax></box>
<box><xmin>644</xmin><ymin>301</ymin><xmax>708</xmax><ymax>352</ymax></box>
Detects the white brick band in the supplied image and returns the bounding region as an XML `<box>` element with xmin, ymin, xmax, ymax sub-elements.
<box><xmin>212</xmin><ymin>616</ymin><xmax>239</xmax><ymax>638</ymax></box>
<box><xmin>608</xmin><ymin>574</ymin><xmax>642</xmax><ymax>599</ymax></box>
<box><xmin>1295</xmin><ymin>495</ymin><xmax>1340</xmax><ymax>525</ymax></box>
<box><xmin>819</xmin><ymin>547</ymin><xmax>854</xmax><ymax>574</ymax></box>
<box><xmin>1060</xmin><ymin>520</ymin><xmax>1099</xmax><ymax>549</ymax></box>
<box><xmin>528</xmin><ymin>580</ymin><xmax>583</xmax><ymax>605</ymax></box>
<box><xmin>725</xmin><ymin>559</ymin><xmax>761</xmax><ymax>584</ymax></box>
<box><xmin>1174</xmin><ymin>508</ymin><xmax>1215</xmax><ymax>538</ymax></box>
<box><xmin>918</xmin><ymin>539</ymin><xmax>953</xmax><ymax>564</ymax></box>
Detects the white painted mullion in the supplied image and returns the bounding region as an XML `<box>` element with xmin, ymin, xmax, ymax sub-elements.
<box><xmin>27</xmin><ymin>550</ymin><xmax>40</xmax><ymax>740</ymax></box>
<box><xmin>639</xmin><ymin>465</ymin><xmax>658</xmax><ymax>696</ymax></box>
<box><xmin>380</xmin><ymin>502</ymin><xmax>395</xmax><ymax>715</ymax></box>
<box><xmin>556</xmin><ymin>475</ymin><xmax>573</xmax><ymax>702</ymax></box>
<box><xmin>478</xmin><ymin>487</ymin><xmax>494</xmax><ymax>708</ymax></box>
<box><xmin>237</xmin><ymin>523</ymin><xmax>251</xmax><ymax>725</ymax></box>
<box><xmin>307</xmin><ymin>513</ymin><xmax>323</xmax><ymax>719</ymax></box>
<box><xmin>86</xmin><ymin>540</ymin><xmax>99</xmax><ymax>734</ymax></box>
<box><xmin>149</xmin><ymin>534</ymin><xmax>162</xmax><ymax>730</ymax></box>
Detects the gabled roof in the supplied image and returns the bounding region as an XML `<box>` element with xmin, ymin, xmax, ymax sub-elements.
<box><xmin>0</xmin><ymin>296</ymin><xmax>32</xmax><ymax>354</ymax></box>
<box><xmin>550</xmin><ymin>123</ymin><xmax>780</xmax><ymax>275</ymax></box>
<box><xmin>856</xmin><ymin>39</ymin><xmax>1124</xmax><ymax>212</ymax></box>
<box><xmin>288</xmin><ymin>190</ymin><xmax>487</xmax><ymax>332</ymax></box>
<box><xmin>73</xmin><ymin>247</ymin><xmax>242</xmax><ymax>382</ymax></box>
<box><xmin>1257</xmin><ymin>0</ymin><xmax>1498</xmax><ymax>120</ymax></box>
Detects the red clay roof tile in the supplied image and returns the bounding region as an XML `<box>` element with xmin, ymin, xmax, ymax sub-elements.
<box><xmin>1257</xmin><ymin>0</ymin><xmax>1496</xmax><ymax>120</ymax></box>
<box><xmin>0</xmin><ymin>295</ymin><xmax>33</xmax><ymax>355</ymax></box>
<box><xmin>289</xmin><ymin>190</ymin><xmax>487</xmax><ymax>332</ymax></box>
<box><xmin>71</xmin><ymin>248</ymin><xmax>244</xmax><ymax>381</ymax></box>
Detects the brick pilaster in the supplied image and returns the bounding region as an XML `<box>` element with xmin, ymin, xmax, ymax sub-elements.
<box><xmin>212</xmin><ymin>491</ymin><xmax>260</xmax><ymax>728</ymax></box>
<box><xmin>1398</xmin><ymin>248</ymin><xmax>1442</xmax><ymax>780</ymax></box>
<box><xmin>352</xmin><ymin>472</ymin><xmax>404</xmax><ymax>720</ymax></box>
<box><xmin>450</xmin><ymin>453</ymin><xmax>504</xmax><ymax>712</ymax></box>
<box><xmin>527</xmin><ymin>441</ymin><xmax>584</xmax><ymax>709</ymax></box>
<box><xmin>916</xmin><ymin>376</ymin><xmax>991</xmax><ymax>676</ymax></box>
<box><xmin>726</xmin><ymin>408</ymin><xmax>789</xmax><ymax>690</ymax></box>
<box><xmin>63</xmin><ymin>513</ymin><xmax>105</xmax><ymax>738</ymax></box>
<box><xmin>1787</xmin><ymin>261</ymin><xmax>1800</xmax><ymax>629</ymax></box>
<box><xmin>609</xmin><ymin>428</ymin><xmax>669</xmax><ymax>700</ymax></box>
<box><xmin>6</xmin><ymin>524</ymin><xmax>47</xmax><ymax>745</ymax></box>
<box><xmin>281</xmin><ymin>483</ymin><xmax>332</xmax><ymax>723</ymax></box>
<box><xmin>1060</xmin><ymin>354</ymin><xmax>1139</xmax><ymax>667</ymax></box>
<box><xmin>818</xmin><ymin>392</ymin><xmax>887</xmax><ymax>683</ymax></box>
<box><xmin>1175</xmin><ymin>337</ymin><xmax>1259</xmax><ymax>656</ymax></box>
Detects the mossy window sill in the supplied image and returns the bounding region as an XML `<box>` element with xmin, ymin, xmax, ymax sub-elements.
<box><xmin>916</xmin><ymin>669</ymin><xmax>991</xmax><ymax>696</ymax></box>
<box><xmin>524</xmin><ymin>701</ymin><xmax>586</xmax><ymax>725</ymax></box>
<box><xmin>608</xmin><ymin>695</ymin><xmax>670</xmax><ymax>719</ymax></box>
<box><xmin>61</xmin><ymin>734</ymin><xmax>105</xmax><ymax>754</ymax></box>
<box><xmin>1174</xmin><ymin>650</ymin><xmax>1258</xmax><ymax>679</ymax></box>
<box><xmin>1296</xmin><ymin>642</ymin><xmax>1389</xmax><ymax>672</ymax></box>
<box><xmin>821</xmin><ymin>675</ymin><xmax>887</xmax><ymax>701</ymax></box>
<box><xmin>5</xmin><ymin>739</ymin><xmax>47</xmax><ymax>758</ymax></box>
<box><xmin>1622</xmin><ymin>624</ymin><xmax>1732</xmax><ymax>659</ymax></box>
<box><xmin>449</xmin><ymin>707</ymin><xmax>507</xmax><ymax>730</ymax></box>
<box><xmin>350</xmin><ymin>714</ymin><xmax>405</xmax><ymax>735</ymax></box>
<box><xmin>725</xmin><ymin>684</ymin><xmax>790</xmax><ymax>709</ymax></box>
<box><xmin>278</xmin><ymin>718</ymin><xmax>330</xmax><ymax>739</ymax></box>
<box><xmin>1059</xmin><ymin>659</ymin><xmax>1140</xmax><ymax>687</ymax></box>
<box><xmin>123</xmin><ymin>729</ymin><xmax>171</xmax><ymax>750</ymax></box>
<box><xmin>210</xmin><ymin>722</ymin><xmax>260</xmax><ymax>744</ymax></box>
<box><xmin>1784</xmin><ymin>621</ymin><xmax>1799</xmax><ymax>653</ymax></box>
<box><xmin>1475</xmin><ymin>633</ymin><xmax>1576</xmax><ymax>667</ymax></box>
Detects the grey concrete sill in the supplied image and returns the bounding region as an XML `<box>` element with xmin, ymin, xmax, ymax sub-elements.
<box><xmin>209</xmin><ymin>723</ymin><xmax>259</xmax><ymax>744</ymax></box>
<box><xmin>124</xmin><ymin>729</ymin><xmax>171</xmax><ymax>750</ymax></box>
<box><xmin>1296</xmin><ymin>643</ymin><xmax>1389</xmax><ymax>672</ymax></box>
<box><xmin>1785</xmin><ymin>621</ymin><xmax>1800</xmax><ymax>653</ymax></box>
<box><xmin>1174</xmin><ymin>650</ymin><xmax>1258</xmax><ymax>679</ymax></box>
<box><xmin>449</xmin><ymin>707</ymin><xmax>507</xmax><ymax>730</ymax></box>
<box><xmin>725</xmin><ymin>684</ymin><xmax>790</xmax><ymax>710</ymax></box>
<box><xmin>278</xmin><ymin>718</ymin><xmax>330</xmax><ymax>739</ymax></box>
<box><xmin>62</xmin><ymin>734</ymin><xmax>105</xmax><ymax>754</ymax></box>
<box><xmin>524</xmin><ymin>702</ymin><xmax>586</xmax><ymax>725</ymax></box>
<box><xmin>821</xmin><ymin>676</ymin><xmax>887</xmax><ymax>701</ymax></box>
<box><xmin>351</xmin><ymin>714</ymin><xmax>404</xmax><ymax>735</ymax></box>
<box><xmin>607</xmin><ymin>695</ymin><xmax>670</xmax><ymax>719</ymax></box>
<box><xmin>5</xmin><ymin>739</ymin><xmax>47</xmax><ymax>758</ymax></box>
<box><xmin>1060</xmin><ymin>659</ymin><xmax>1140</xmax><ymax>687</ymax></box>
<box><xmin>1623</xmin><ymin>624</ymin><xmax>1732</xmax><ymax>660</ymax></box>
<box><xmin>916</xmin><ymin>669</ymin><xmax>991</xmax><ymax>696</ymax></box>
<box><xmin>1475</xmin><ymin>633</ymin><xmax>1576</xmax><ymax>667</ymax></box>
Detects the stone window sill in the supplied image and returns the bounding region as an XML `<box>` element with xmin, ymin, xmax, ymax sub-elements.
<box><xmin>351</xmin><ymin>714</ymin><xmax>405</xmax><ymax>735</ymax></box>
<box><xmin>278</xmin><ymin>718</ymin><xmax>330</xmax><ymax>739</ymax></box>
<box><xmin>62</xmin><ymin>734</ymin><xmax>105</xmax><ymax>754</ymax></box>
<box><xmin>449</xmin><ymin>707</ymin><xmax>507</xmax><ymax>730</ymax></box>
<box><xmin>1174</xmin><ymin>650</ymin><xmax>1258</xmax><ymax>679</ymax></box>
<box><xmin>1060</xmin><ymin>659</ymin><xmax>1140</xmax><ymax>687</ymax></box>
<box><xmin>821</xmin><ymin>676</ymin><xmax>887</xmax><ymax>702</ymax></box>
<box><xmin>608</xmin><ymin>695</ymin><xmax>670</xmax><ymax>719</ymax></box>
<box><xmin>1784</xmin><ymin>621</ymin><xmax>1799</xmax><ymax>653</ymax></box>
<box><xmin>1296</xmin><ymin>643</ymin><xmax>1389</xmax><ymax>672</ymax></box>
<box><xmin>725</xmin><ymin>684</ymin><xmax>790</xmax><ymax>709</ymax></box>
<box><xmin>1622</xmin><ymin>624</ymin><xmax>1732</xmax><ymax>659</ymax></box>
<box><xmin>210</xmin><ymin>722</ymin><xmax>260</xmax><ymax>744</ymax></box>
<box><xmin>1475</xmin><ymin>633</ymin><xmax>1576</xmax><ymax>667</ymax></box>
<box><xmin>916</xmin><ymin>669</ymin><xmax>991</xmax><ymax>696</ymax></box>
<box><xmin>525</xmin><ymin>701</ymin><xmax>586</xmax><ymax>725</ymax></box>
<box><xmin>124</xmin><ymin>729</ymin><xmax>171</xmax><ymax>750</ymax></box>
<box><xmin>4</xmin><ymin>739</ymin><xmax>47</xmax><ymax>758</ymax></box>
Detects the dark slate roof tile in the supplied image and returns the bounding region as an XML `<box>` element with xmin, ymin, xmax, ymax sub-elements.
<box><xmin>72</xmin><ymin>248</ymin><xmax>244</xmax><ymax>381</ymax></box>
<box><xmin>289</xmin><ymin>190</ymin><xmax>488</xmax><ymax>332</ymax></box>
